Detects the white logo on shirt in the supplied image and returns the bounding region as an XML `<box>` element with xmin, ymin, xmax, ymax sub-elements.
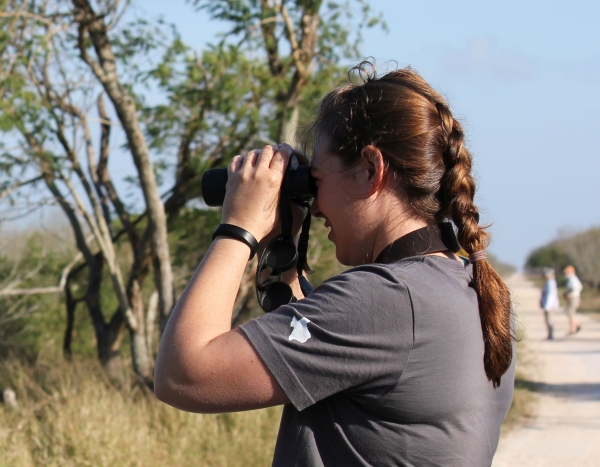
<box><xmin>289</xmin><ymin>316</ymin><xmax>312</xmax><ymax>343</ymax></box>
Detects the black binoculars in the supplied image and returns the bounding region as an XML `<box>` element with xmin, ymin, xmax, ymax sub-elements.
<box><xmin>201</xmin><ymin>164</ymin><xmax>316</xmax><ymax>207</ymax></box>
<box><xmin>201</xmin><ymin>162</ymin><xmax>317</xmax><ymax>312</ymax></box>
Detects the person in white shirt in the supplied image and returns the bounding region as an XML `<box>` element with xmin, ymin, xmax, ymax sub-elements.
<box><xmin>540</xmin><ymin>268</ymin><xmax>560</xmax><ymax>340</ymax></box>
<box><xmin>563</xmin><ymin>265</ymin><xmax>583</xmax><ymax>335</ymax></box>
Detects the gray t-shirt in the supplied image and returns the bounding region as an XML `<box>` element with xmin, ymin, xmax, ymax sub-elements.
<box><xmin>241</xmin><ymin>255</ymin><xmax>515</xmax><ymax>467</ymax></box>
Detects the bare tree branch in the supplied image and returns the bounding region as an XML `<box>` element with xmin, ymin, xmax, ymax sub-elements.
<box><xmin>0</xmin><ymin>251</ymin><xmax>83</xmax><ymax>296</ymax></box>
<box><xmin>0</xmin><ymin>176</ymin><xmax>44</xmax><ymax>200</ymax></box>
<box><xmin>96</xmin><ymin>93</ymin><xmax>139</xmax><ymax>248</ymax></box>
<box><xmin>279</xmin><ymin>2</ymin><xmax>306</xmax><ymax>76</ymax></box>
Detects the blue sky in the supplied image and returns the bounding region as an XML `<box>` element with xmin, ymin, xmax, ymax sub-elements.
<box><xmin>134</xmin><ymin>0</ymin><xmax>600</xmax><ymax>268</ymax></box>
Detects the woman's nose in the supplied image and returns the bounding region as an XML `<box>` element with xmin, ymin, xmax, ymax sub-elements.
<box><xmin>310</xmin><ymin>197</ymin><xmax>322</xmax><ymax>218</ymax></box>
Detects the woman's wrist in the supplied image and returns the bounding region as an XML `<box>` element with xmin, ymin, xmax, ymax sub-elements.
<box><xmin>212</xmin><ymin>224</ymin><xmax>259</xmax><ymax>260</ymax></box>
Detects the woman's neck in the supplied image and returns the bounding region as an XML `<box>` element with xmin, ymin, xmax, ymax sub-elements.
<box><xmin>371</xmin><ymin>217</ymin><xmax>429</xmax><ymax>262</ymax></box>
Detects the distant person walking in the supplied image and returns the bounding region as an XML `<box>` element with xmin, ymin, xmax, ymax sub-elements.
<box><xmin>563</xmin><ymin>265</ymin><xmax>583</xmax><ymax>335</ymax></box>
<box><xmin>540</xmin><ymin>268</ymin><xmax>560</xmax><ymax>340</ymax></box>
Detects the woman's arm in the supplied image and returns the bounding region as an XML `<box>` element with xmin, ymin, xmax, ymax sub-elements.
<box><xmin>154</xmin><ymin>145</ymin><xmax>293</xmax><ymax>413</ymax></box>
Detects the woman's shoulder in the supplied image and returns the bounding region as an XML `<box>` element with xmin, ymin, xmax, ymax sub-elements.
<box><xmin>310</xmin><ymin>256</ymin><xmax>471</xmax><ymax>309</ymax></box>
<box><xmin>380</xmin><ymin>255</ymin><xmax>472</xmax><ymax>286</ymax></box>
<box><xmin>312</xmin><ymin>262</ymin><xmax>409</xmax><ymax>302</ymax></box>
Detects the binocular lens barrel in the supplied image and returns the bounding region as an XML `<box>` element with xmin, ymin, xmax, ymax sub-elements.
<box><xmin>201</xmin><ymin>167</ymin><xmax>315</xmax><ymax>207</ymax></box>
<box><xmin>201</xmin><ymin>169</ymin><xmax>229</xmax><ymax>207</ymax></box>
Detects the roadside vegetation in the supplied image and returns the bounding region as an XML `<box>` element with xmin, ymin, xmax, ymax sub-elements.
<box><xmin>487</xmin><ymin>253</ymin><xmax>517</xmax><ymax>279</ymax></box>
<box><xmin>0</xmin><ymin>356</ymin><xmax>282</xmax><ymax>467</ymax></box>
<box><xmin>503</xmin><ymin>369</ymin><xmax>536</xmax><ymax>432</ymax></box>
<box><xmin>0</xmin><ymin>206</ymin><xmax>341</xmax><ymax>466</ymax></box>
<box><xmin>502</xmin><ymin>324</ymin><xmax>536</xmax><ymax>433</ymax></box>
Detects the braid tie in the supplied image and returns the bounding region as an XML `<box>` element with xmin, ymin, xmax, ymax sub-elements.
<box><xmin>469</xmin><ymin>250</ymin><xmax>487</xmax><ymax>263</ymax></box>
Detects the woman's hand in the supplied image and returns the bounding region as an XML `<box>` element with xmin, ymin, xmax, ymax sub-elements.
<box><xmin>256</xmin><ymin>145</ymin><xmax>310</xmax><ymax>248</ymax></box>
<box><xmin>221</xmin><ymin>145</ymin><xmax>291</xmax><ymax>242</ymax></box>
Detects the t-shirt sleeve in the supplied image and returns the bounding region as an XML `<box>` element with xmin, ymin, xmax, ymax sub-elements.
<box><xmin>239</xmin><ymin>264</ymin><xmax>414</xmax><ymax>411</ymax></box>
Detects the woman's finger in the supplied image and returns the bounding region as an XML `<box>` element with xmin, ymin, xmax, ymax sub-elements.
<box><xmin>230</xmin><ymin>154</ymin><xmax>243</xmax><ymax>172</ymax></box>
<box><xmin>271</xmin><ymin>145</ymin><xmax>291</xmax><ymax>172</ymax></box>
<box><xmin>244</xmin><ymin>149</ymin><xmax>260</xmax><ymax>168</ymax></box>
<box><xmin>256</xmin><ymin>145</ymin><xmax>276</xmax><ymax>169</ymax></box>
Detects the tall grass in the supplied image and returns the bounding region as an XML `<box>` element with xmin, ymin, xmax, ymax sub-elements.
<box><xmin>0</xmin><ymin>357</ymin><xmax>281</xmax><ymax>466</ymax></box>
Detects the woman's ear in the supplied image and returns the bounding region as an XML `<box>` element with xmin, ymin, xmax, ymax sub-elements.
<box><xmin>360</xmin><ymin>145</ymin><xmax>385</xmax><ymax>194</ymax></box>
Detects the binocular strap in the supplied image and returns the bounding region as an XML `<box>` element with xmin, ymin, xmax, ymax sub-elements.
<box><xmin>255</xmin><ymin>201</ymin><xmax>314</xmax><ymax>313</ymax></box>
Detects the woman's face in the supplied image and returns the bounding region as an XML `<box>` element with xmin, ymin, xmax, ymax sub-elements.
<box><xmin>309</xmin><ymin>145</ymin><xmax>370</xmax><ymax>266</ymax></box>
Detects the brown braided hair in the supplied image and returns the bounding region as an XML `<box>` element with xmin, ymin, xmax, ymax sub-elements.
<box><xmin>304</xmin><ymin>61</ymin><xmax>514</xmax><ymax>387</ymax></box>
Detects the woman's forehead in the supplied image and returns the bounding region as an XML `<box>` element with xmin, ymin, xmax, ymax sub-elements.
<box><xmin>310</xmin><ymin>149</ymin><xmax>330</xmax><ymax>172</ymax></box>
<box><xmin>310</xmin><ymin>138</ymin><xmax>330</xmax><ymax>169</ymax></box>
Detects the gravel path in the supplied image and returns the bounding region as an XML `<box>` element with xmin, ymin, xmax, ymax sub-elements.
<box><xmin>492</xmin><ymin>274</ymin><xmax>600</xmax><ymax>466</ymax></box>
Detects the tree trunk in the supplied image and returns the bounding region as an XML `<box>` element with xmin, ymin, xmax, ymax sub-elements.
<box><xmin>84</xmin><ymin>253</ymin><xmax>125</xmax><ymax>383</ymax></box>
<box><xmin>129</xmin><ymin>329</ymin><xmax>154</xmax><ymax>387</ymax></box>
<box><xmin>63</xmin><ymin>281</ymin><xmax>77</xmax><ymax>360</ymax></box>
<box><xmin>97</xmin><ymin>320</ymin><xmax>125</xmax><ymax>384</ymax></box>
<box><xmin>72</xmin><ymin>0</ymin><xmax>174</xmax><ymax>328</ymax></box>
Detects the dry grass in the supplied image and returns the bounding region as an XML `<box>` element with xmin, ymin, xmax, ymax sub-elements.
<box><xmin>501</xmin><ymin>370</ymin><xmax>536</xmax><ymax>433</ymax></box>
<box><xmin>0</xmin><ymin>357</ymin><xmax>281</xmax><ymax>467</ymax></box>
<box><xmin>501</xmin><ymin>321</ymin><xmax>537</xmax><ymax>434</ymax></box>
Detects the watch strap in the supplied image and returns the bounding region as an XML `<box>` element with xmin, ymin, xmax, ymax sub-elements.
<box><xmin>212</xmin><ymin>224</ymin><xmax>259</xmax><ymax>260</ymax></box>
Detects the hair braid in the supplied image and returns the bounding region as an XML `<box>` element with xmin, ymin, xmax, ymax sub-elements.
<box><xmin>436</xmin><ymin>103</ymin><xmax>514</xmax><ymax>387</ymax></box>
<box><xmin>304</xmin><ymin>62</ymin><xmax>516</xmax><ymax>386</ymax></box>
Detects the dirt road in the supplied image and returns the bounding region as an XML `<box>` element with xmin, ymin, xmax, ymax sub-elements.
<box><xmin>492</xmin><ymin>274</ymin><xmax>600</xmax><ymax>467</ymax></box>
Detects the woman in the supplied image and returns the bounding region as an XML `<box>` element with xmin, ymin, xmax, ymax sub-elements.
<box><xmin>155</xmin><ymin>62</ymin><xmax>515</xmax><ymax>466</ymax></box>
<box><xmin>540</xmin><ymin>268</ymin><xmax>560</xmax><ymax>339</ymax></box>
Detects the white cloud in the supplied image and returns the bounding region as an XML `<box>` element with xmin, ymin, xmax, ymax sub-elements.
<box><xmin>441</xmin><ymin>35</ymin><xmax>539</xmax><ymax>82</ymax></box>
